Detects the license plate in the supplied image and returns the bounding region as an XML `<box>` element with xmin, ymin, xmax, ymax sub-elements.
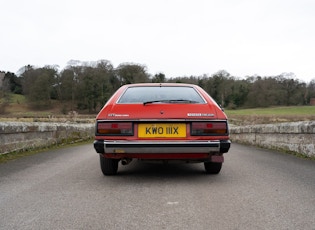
<box><xmin>138</xmin><ymin>123</ymin><xmax>186</xmax><ymax>138</ymax></box>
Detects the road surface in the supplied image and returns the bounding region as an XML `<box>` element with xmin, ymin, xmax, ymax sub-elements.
<box><xmin>0</xmin><ymin>143</ymin><xmax>314</xmax><ymax>230</ymax></box>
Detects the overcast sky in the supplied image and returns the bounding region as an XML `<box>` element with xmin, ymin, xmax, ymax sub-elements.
<box><xmin>1</xmin><ymin>0</ymin><xmax>315</xmax><ymax>82</ymax></box>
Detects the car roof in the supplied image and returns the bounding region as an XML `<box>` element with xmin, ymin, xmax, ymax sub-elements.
<box><xmin>123</xmin><ymin>83</ymin><xmax>198</xmax><ymax>88</ymax></box>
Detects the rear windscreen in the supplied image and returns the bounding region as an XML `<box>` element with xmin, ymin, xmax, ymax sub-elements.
<box><xmin>117</xmin><ymin>86</ymin><xmax>205</xmax><ymax>104</ymax></box>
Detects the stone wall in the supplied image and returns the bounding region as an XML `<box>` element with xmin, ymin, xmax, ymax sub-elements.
<box><xmin>229</xmin><ymin>121</ymin><xmax>315</xmax><ymax>157</ymax></box>
<box><xmin>1</xmin><ymin>121</ymin><xmax>314</xmax><ymax>158</ymax></box>
<box><xmin>0</xmin><ymin>122</ymin><xmax>95</xmax><ymax>154</ymax></box>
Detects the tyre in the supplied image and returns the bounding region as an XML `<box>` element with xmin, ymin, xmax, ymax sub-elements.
<box><xmin>100</xmin><ymin>155</ymin><xmax>119</xmax><ymax>175</ymax></box>
<box><xmin>204</xmin><ymin>162</ymin><xmax>222</xmax><ymax>174</ymax></box>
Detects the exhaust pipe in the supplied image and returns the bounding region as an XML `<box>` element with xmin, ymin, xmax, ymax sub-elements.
<box><xmin>121</xmin><ymin>158</ymin><xmax>132</xmax><ymax>165</ymax></box>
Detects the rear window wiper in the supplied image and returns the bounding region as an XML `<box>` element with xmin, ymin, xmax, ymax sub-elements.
<box><xmin>143</xmin><ymin>99</ymin><xmax>200</xmax><ymax>105</ymax></box>
<box><xmin>168</xmin><ymin>99</ymin><xmax>200</xmax><ymax>103</ymax></box>
<box><xmin>143</xmin><ymin>100</ymin><xmax>170</xmax><ymax>105</ymax></box>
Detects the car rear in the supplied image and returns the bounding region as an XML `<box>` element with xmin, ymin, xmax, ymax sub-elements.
<box><xmin>94</xmin><ymin>83</ymin><xmax>231</xmax><ymax>175</ymax></box>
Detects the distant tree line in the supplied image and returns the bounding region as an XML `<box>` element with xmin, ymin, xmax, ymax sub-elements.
<box><xmin>1</xmin><ymin>59</ymin><xmax>315</xmax><ymax>113</ymax></box>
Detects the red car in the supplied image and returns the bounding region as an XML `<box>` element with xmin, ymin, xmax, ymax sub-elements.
<box><xmin>94</xmin><ymin>83</ymin><xmax>231</xmax><ymax>175</ymax></box>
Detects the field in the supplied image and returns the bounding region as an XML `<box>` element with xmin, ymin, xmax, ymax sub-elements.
<box><xmin>1</xmin><ymin>94</ymin><xmax>314</xmax><ymax>125</ymax></box>
<box><xmin>225</xmin><ymin>106</ymin><xmax>315</xmax><ymax>125</ymax></box>
<box><xmin>0</xmin><ymin>94</ymin><xmax>95</xmax><ymax>123</ymax></box>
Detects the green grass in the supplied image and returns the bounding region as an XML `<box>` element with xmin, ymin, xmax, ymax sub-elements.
<box><xmin>225</xmin><ymin>106</ymin><xmax>315</xmax><ymax>125</ymax></box>
<box><xmin>9</xmin><ymin>94</ymin><xmax>27</xmax><ymax>104</ymax></box>
<box><xmin>1</xmin><ymin>93</ymin><xmax>26</xmax><ymax>103</ymax></box>
<box><xmin>225</xmin><ymin>106</ymin><xmax>315</xmax><ymax>116</ymax></box>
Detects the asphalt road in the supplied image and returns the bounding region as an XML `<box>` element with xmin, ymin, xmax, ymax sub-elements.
<box><xmin>0</xmin><ymin>143</ymin><xmax>314</xmax><ymax>230</ymax></box>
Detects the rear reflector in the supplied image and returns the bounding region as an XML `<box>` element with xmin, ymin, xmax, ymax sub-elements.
<box><xmin>97</xmin><ymin>122</ymin><xmax>133</xmax><ymax>135</ymax></box>
<box><xmin>191</xmin><ymin>122</ymin><xmax>227</xmax><ymax>135</ymax></box>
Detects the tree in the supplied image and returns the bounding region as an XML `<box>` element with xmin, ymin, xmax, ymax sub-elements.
<box><xmin>245</xmin><ymin>76</ymin><xmax>280</xmax><ymax>107</ymax></box>
<box><xmin>279</xmin><ymin>74</ymin><xmax>306</xmax><ymax>105</ymax></box>
<box><xmin>21</xmin><ymin>65</ymin><xmax>57</xmax><ymax>108</ymax></box>
<box><xmin>60</xmin><ymin>60</ymin><xmax>118</xmax><ymax>112</ymax></box>
<box><xmin>3</xmin><ymin>72</ymin><xmax>22</xmax><ymax>94</ymax></box>
<box><xmin>116</xmin><ymin>63</ymin><xmax>150</xmax><ymax>84</ymax></box>
<box><xmin>0</xmin><ymin>71</ymin><xmax>10</xmax><ymax>114</ymax></box>
<box><xmin>152</xmin><ymin>73</ymin><xmax>166</xmax><ymax>83</ymax></box>
<box><xmin>204</xmin><ymin>70</ymin><xmax>231</xmax><ymax>107</ymax></box>
<box><xmin>307</xmin><ymin>79</ymin><xmax>315</xmax><ymax>103</ymax></box>
<box><xmin>9</xmin><ymin>60</ymin><xmax>312</xmax><ymax>111</ymax></box>
<box><xmin>59</xmin><ymin>66</ymin><xmax>83</xmax><ymax>111</ymax></box>
<box><xmin>226</xmin><ymin>79</ymin><xmax>249</xmax><ymax>109</ymax></box>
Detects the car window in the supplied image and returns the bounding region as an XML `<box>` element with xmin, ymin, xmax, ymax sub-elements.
<box><xmin>117</xmin><ymin>86</ymin><xmax>206</xmax><ymax>104</ymax></box>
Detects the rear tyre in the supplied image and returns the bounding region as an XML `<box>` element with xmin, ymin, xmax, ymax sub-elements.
<box><xmin>204</xmin><ymin>162</ymin><xmax>222</xmax><ymax>174</ymax></box>
<box><xmin>100</xmin><ymin>155</ymin><xmax>119</xmax><ymax>175</ymax></box>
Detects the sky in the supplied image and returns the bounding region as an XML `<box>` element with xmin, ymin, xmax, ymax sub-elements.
<box><xmin>1</xmin><ymin>0</ymin><xmax>315</xmax><ymax>82</ymax></box>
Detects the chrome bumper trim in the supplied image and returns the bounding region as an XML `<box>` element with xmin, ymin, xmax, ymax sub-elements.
<box><xmin>102</xmin><ymin>141</ymin><xmax>221</xmax><ymax>154</ymax></box>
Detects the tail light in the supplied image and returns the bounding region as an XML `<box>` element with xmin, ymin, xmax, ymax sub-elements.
<box><xmin>191</xmin><ymin>121</ymin><xmax>228</xmax><ymax>136</ymax></box>
<box><xmin>97</xmin><ymin>122</ymin><xmax>133</xmax><ymax>135</ymax></box>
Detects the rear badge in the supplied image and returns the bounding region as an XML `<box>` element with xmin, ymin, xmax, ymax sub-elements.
<box><xmin>108</xmin><ymin>113</ymin><xmax>129</xmax><ymax>117</ymax></box>
<box><xmin>187</xmin><ymin>113</ymin><xmax>215</xmax><ymax>117</ymax></box>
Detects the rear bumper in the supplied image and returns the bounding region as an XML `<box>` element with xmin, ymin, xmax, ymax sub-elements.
<box><xmin>94</xmin><ymin>139</ymin><xmax>231</xmax><ymax>155</ymax></box>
